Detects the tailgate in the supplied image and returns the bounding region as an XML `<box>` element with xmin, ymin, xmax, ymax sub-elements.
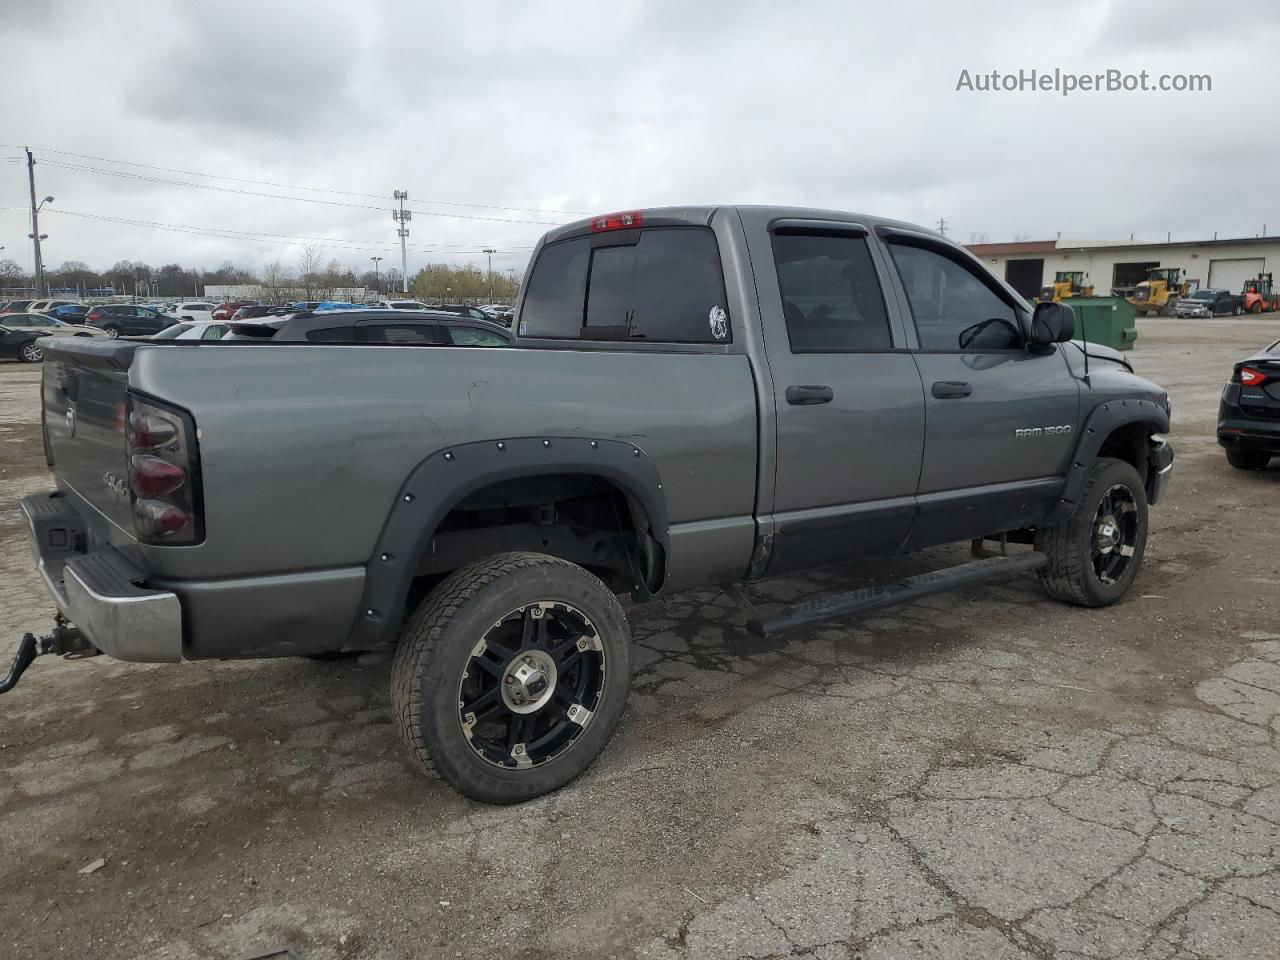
<box><xmin>41</xmin><ymin>337</ymin><xmax>142</xmax><ymax>534</ymax></box>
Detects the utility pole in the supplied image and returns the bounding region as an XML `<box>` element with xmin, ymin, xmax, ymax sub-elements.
<box><xmin>482</xmin><ymin>248</ymin><xmax>496</xmax><ymax>301</ymax></box>
<box><xmin>370</xmin><ymin>256</ymin><xmax>383</xmax><ymax>298</ymax></box>
<box><xmin>393</xmin><ymin>190</ymin><xmax>411</xmax><ymax>293</ymax></box>
<box><xmin>935</xmin><ymin>218</ymin><xmax>947</xmax><ymax>237</ymax></box>
<box><xmin>26</xmin><ymin>147</ymin><xmax>47</xmax><ymax>298</ymax></box>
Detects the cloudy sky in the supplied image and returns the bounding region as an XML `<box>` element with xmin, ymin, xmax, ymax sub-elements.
<box><xmin>3</xmin><ymin>0</ymin><xmax>1277</xmax><ymax>279</ymax></box>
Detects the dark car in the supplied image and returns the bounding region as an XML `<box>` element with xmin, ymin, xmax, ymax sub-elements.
<box><xmin>47</xmin><ymin>303</ymin><xmax>90</xmax><ymax>324</ymax></box>
<box><xmin>83</xmin><ymin>304</ymin><xmax>172</xmax><ymax>338</ymax></box>
<box><xmin>224</xmin><ymin>309</ymin><xmax>511</xmax><ymax>346</ymax></box>
<box><xmin>0</xmin><ymin>320</ymin><xmax>50</xmax><ymax>363</ymax></box>
<box><xmin>0</xmin><ymin>300</ymin><xmax>34</xmax><ymax>315</ymax></box>
<box><xmin>1218</xmin><ymin>338</ymin><xmax>1280</xmax><ymax>469</ymax></box>
<box><xmin>229</xmin><ymin>305</ymin><xmax>296</xmax><ymax>321</ymax></box>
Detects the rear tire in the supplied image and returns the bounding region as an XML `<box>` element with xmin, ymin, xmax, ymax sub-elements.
<box><xmin>1226</xmin><ymin>448</ymin><xmax>1270</xmax><ymax>470</ymax></box>
<box><xmin>1035</xmin><ymin>457</ymin><xmax>1149</xmax><ymax>607</ymax></box>
<box><xmin>391</xmin><ymin>552</ymin><xmax>631</xmax><ymax>804</ymax></box>
<box><xmin>19</xmin><ymin>341</ymin><xmax>43</xmax><ymax>363</ymax></box>
<box><xmin>103</xmin><ymin>326</ymin><xmax>121</xmax><ymax>339</ymax></box>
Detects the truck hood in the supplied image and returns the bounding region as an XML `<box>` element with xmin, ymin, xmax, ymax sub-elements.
<box><xmin>1068</xmin><ymin>339</ymin><xmax>1133</xmax><ymax>372</ymax></box>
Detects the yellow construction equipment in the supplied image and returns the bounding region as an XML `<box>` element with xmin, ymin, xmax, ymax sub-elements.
<box><xmin>1128</xmin><ymin>267</ymin><xmax>1191</xmax><ymax>316</ymax></box>
<box><xmin>1037</xmin><ymin>271</ymin><xmax>1094</xmax><ymax>302</ymax></box>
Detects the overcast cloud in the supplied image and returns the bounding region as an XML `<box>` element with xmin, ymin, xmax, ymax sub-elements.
<box><xmin>3</xmin><ymin>0</ymin><xmax>1277</xmax><ymax>279</ymax></box>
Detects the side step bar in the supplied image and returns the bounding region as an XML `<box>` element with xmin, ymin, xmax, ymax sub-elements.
<box><xmin>745</xmin><ymin>552</ymin><xmax>1049</xmax><ymax>639</ymax></box>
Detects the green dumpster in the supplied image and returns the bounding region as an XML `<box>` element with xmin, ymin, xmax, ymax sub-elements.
<box><xmin>1060</xmin><ymin>296</ymin><xmax>1138</xmax><ymax>351</ymax></box>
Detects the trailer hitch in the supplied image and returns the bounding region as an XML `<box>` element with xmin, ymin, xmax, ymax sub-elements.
<box><xmin>0</xmin><ymin>617</ymin><xmax>97</xmax><ymax>695</ymax></box>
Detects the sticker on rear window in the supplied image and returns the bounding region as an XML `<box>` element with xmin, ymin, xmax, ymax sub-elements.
<box><xmin>708</xmin><ymin>305</ymin><xmax>728</xmax><ymax>341</ymax></box>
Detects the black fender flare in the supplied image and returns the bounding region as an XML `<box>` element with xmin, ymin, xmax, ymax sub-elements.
<box><xmin>1045</xmin><ymin>398</ymin><xmax>1170</xmax><ymax>525</ymax></box>
<box><xmin>345</xmin><ymin>437</ymin><xmax>669</xmax><ymax>649</ymax></box>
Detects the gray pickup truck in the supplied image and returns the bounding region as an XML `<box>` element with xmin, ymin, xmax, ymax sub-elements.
<box><xmin>10</xmin><ymin>205</ymin><xmax>1173</xmax><ymax>804</ymax></box>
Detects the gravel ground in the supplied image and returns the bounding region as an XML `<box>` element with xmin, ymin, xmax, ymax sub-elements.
<box><xmin>1</xmin><ymin>317</ymin><xmax>1279</xmax><ymax>960</ymax></box>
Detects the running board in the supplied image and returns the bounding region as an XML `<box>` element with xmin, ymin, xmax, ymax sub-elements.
<box><xmin>744</xmin><ymin>552</ymin><xmax>1049</xmax><ymax>639</ymax></box>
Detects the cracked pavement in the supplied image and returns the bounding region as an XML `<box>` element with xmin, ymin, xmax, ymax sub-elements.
<box><xmin>2</xmin><ymin>317</ymin><xmax>1279</xmax><ymax>959</ymax></box>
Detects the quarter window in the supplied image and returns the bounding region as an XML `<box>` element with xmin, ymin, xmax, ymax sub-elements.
<box><xmin>888</xmin><ymin>242</ymin><xmax>1021</xmax><ymax>351</ymax></box>
<box><xmin>771</xmin><ymin>232</ymin><xmax>893</xmax><ymax>352</ymax></box>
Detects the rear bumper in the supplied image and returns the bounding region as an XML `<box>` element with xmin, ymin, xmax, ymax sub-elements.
<box><xmin>23</xmin><ymin>492</ymin><xmax>182</xmax><ymax>662</ymax></box>
<box><xmin>1218</xmin><ymin>418</ymin><xmax>1280</xmax><ymax>454</ymax></box>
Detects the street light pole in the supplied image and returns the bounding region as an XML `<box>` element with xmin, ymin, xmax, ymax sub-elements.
<box><xmin>370</xmin><ymin>256</ymin><xmax>383</xmax><ymax>299</ymax></box>
<box><xmin>25</xmin><ymin>148</ymin><xmax>50</xmax><ymax>298</ymax></box>
<box><xmin>482</xmin><ymin>248</ymin><xmax>496</xmax><ymax>302</ymax></box>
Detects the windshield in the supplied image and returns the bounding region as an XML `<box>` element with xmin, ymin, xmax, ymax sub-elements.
<box><xmin>1188</xmin><ymin>291</ymin><xmax>1214</xmax><ymax>300</ymax></box>
<box><xmin>152</xmin><ymin>323</ymin><xmax>193</xmax><ymax>339</ymax></box>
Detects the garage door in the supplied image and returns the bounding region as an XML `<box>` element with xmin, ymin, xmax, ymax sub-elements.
<box><xmin>1208</xmin><ymin>258</ymin><xmax>1265</xmax><ymax>293</ymax></box>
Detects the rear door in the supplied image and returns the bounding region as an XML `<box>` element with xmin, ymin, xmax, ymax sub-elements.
<box><xmin>880</xmin><ymin>232</ymin><xmax>1079</xmax><ymax>546</ymax></box>
<box><xmin>755</xmin><ymin>222</ymin><xmax>926</xmax><ymax>574</ymax></box>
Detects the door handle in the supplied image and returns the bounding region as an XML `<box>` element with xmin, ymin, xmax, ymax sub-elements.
<box><xmin>786</xmin><ymin>385</ymin><xmax>834</xmax><ymax>405</ymax></box>
<box><xmin>931</xmin><ymin>381</ymin><xmax>972</xmax><ymax>399</ymax></box>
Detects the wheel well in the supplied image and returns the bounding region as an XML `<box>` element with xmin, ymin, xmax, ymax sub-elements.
<box><xmin>1097</xmin><ymin>422</ymin><xmax>1150</xmax><ymax>483</ymax></box>
<box><xmin>413</xmin><ymin>473</ymin><xmax>665</xmax><ymax>597</ymax></box>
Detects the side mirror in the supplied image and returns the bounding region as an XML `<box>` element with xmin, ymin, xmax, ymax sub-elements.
<box><xmin>1030</xmin><ymin>301</ymin><xmax>1075</xmax><ymax>345</ymax></box>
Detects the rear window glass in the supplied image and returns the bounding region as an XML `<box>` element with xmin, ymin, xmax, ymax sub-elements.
<box><xmin>521</xmin><ymin>227</ymin><xmax>728</xmax><ymax>344</ymax></box>
<box><xmin>772</xmin><ymin>232</ymin><xmax>892</xmax><ymax>352</ymax></box>
<box><xmin>448</xmin><ymin>327</ymin><xmax>507</xmax><ymax>346</ymax></box>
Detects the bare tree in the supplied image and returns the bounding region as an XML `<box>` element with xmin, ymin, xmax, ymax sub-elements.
<box><xmin>257</xmin><ymin>260</ymin><xmax>292</xmax><ymax>303</ymax></box>
<box><xmin>297</xmin><ymin>245</ymin><xmax>325</xmax><ymax>301</ymax></box>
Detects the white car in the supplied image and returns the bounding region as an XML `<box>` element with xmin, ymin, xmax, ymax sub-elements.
<box><xmin>0</xmin><ymin>312</ymin><xmax>108</xmax><ymax>338</ymax></box>
<box><xmin>166</xmin><ymin>301</ymin><xmax>217</xmax><ymax>322</ymax></box>
<box><xmin>369</xmin><ymin>299</ymin><xmax>429</xmax><ymax>311</ymax></box>
<box><xmin>27</xmin><ymin>299</ymin><xmax>80</xmax><ymax>314</ymax></box>
<box><xmin>152</xmin><ymin>319</ymin><xmax>232</xmax><ymax>341</ymax></box>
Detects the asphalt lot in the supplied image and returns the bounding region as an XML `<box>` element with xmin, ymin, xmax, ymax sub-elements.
<box><xmin>2</xmin><ymin>317</ymin><xmax>1279</xmax><ymax>960</ymax></box>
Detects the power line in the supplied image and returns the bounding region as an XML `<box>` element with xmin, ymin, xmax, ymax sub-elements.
<box><xmin>16</xmin><ymin>145</ymin><xmax>591</xmax><ymax>216</ymax></box>
<box><xmin>36</xmin><ymin>207</ymin><xmax>535</xmax><ymax>255</ymax></box>
<box><xmin>37</xmin><ymin>159</ymin><xmax>566</xmax><ymax>226</ymax></box>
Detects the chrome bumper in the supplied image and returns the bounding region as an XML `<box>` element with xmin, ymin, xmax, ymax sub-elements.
<box><xmin>22</xmin><ymin>492</ymin><xmax>183</xmax><ymax>663</ymax></box>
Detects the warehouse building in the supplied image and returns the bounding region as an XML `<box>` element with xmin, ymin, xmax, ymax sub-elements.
<box><xmin>968</xmin><ymin>236</ymin><xmax>1280</xmax><ymax>300</ymax></box>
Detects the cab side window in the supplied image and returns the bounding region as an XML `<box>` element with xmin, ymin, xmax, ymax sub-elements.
<box><xmin>888</xmin><ymin>242</ymin><xmax>1020</xmax><ymax>351</ymax></box>
<box><xmin>772</xmin><ymin>232</ymin><xmax>892</xmax><ymax>352</ymax></box>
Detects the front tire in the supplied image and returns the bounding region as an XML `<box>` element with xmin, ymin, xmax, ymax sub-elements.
<box><xmin>1226</xmin><ymin>448</ymin><xmax>1270</xmax><ymax>470</ymax></box>
<box><xmin>1035</xmin><ymin>457</ymin><xmax>1149</xmax><ymax>607</ymax></box>
<box><xmin>391</xmin><ymin>552</ymin><xmax>632</xmax><ymax>804</ymax></box>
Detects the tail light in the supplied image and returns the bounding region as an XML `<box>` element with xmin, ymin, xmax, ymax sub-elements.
<box><xmin>1239</xmin><ymin>366</ymin><xmax>1267</xmax><ymax>386</ymax></box>
<box><xmin>126</xmin><ymin>394</ymin><xmax>203</xmax><ymax>544</ymax></box>
<box><xmin>590</xmin><ymin>210</ymin><xmax>644</xmax><ymax>232</ymax></box>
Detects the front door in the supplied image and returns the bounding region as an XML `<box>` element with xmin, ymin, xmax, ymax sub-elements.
<box><xmin>881</xmin><ymin>236</ymin><xmax>1080</xmax><ymax>548</ymax></box>
<box><xmin>759</xmin><ymin>226</ymin><xmax>926</xmax><ymax>575</ymax></box>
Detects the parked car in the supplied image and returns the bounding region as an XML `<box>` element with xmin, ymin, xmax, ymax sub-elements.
<box><xmin>0</xmin><ymin>321</ymin><xmax>50</xmax><ymax>362</ymax></box>
<box><xmin>290</xmin><ymin>301</ymin><xmax>323</xmax><ymax>311</ymax></box>
<box><xmin>224</xmin><ymin>309</ymin><xmax>511</xmax><ymax>345</ymax></box>
<box><xmin>369</xmin><ymin>299</ymin><xmax>429</xmax><ymax>311</ymax></box>
<box><xmin>152</xmin><ymin>320</ymin><xmax>233</xmax><ymax>341</ymax></box>
<box><xmin>212</xmin><ymin>300</ymin><xmax>257</xmax><ymax>322</ymax></box>
<box><xmin>1173</xmin><ymin>288</ymin><xmax>1242</xmax><ymax>318</ymax></box>
<box><xmin>0</xmin><ymin>312</ymin><xmax>107</xmax><ymax>338</ymax></box>
<box><xmin>0</xmin><ymin>300</ymin><xmax>35</xmax><ymax>315</ymax></box>
<box><xmin>27</xmin><ymin>298</ymin><xmax>79</xmax><ymax>314</ymax></box>
<box><xmin>429</xmin><ymin>303</ymin><xmax>493</xmax><ymax>322</ymax></box>
<box><xmin>229</xmin><ymin>305</ymin><xmax>295</xmax><ymax>321</ymax></box>
<box><xmin>84</xmin><ymin>304</ymin><xmax>173</xmax><ymax>338</ymax></box>
<box><xmin>167</xmin><ymin>302</ymin><xmax>217</xmax><ymax>322</ymax></box>
<box><xmin>1218</xmin><ymin>337</ymin><xmax>1280</xmax><ymax>469</ymax></box>
<box><xmin>14</xmin><ymin>205</ymin><xmax>1174</xmax><ymax>805</ymax></box>
<box><xmin>46</xmin><ymin>304</ymin><xmax>90</xmax><ymax>324</ymax></box>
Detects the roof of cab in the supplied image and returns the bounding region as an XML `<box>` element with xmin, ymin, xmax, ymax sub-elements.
<box><xmin>543</xmin><ymin>205</ymin><xmax>942</xmax><ymax>245</ymax></box>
